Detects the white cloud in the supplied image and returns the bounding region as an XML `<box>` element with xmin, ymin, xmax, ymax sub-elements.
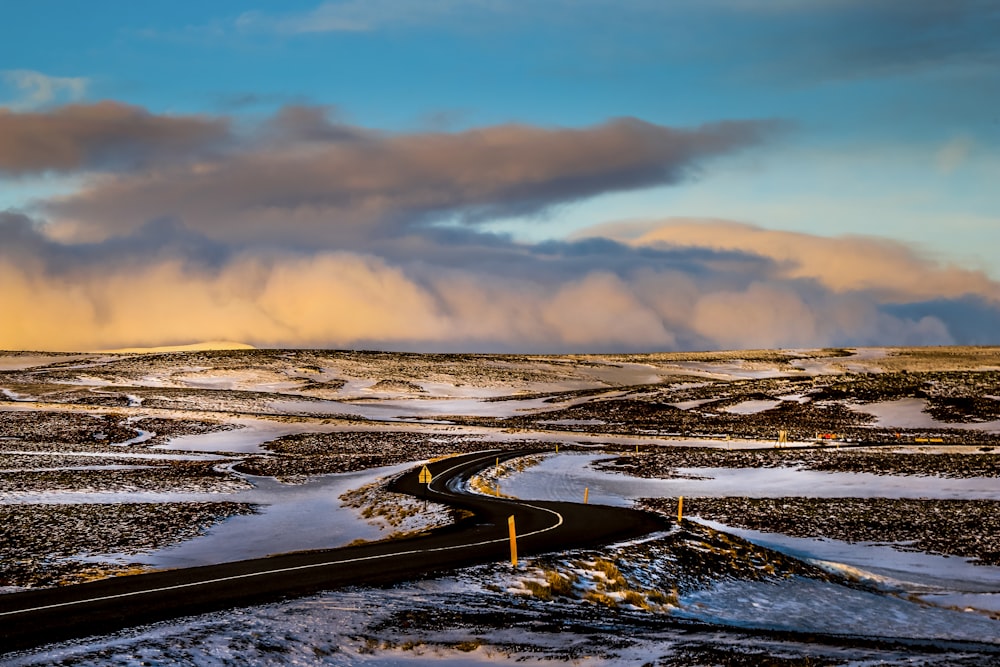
<box><xmin>1</xmin><ymin>70</ymin><xmax>88</xmax><ymax>110</ymax></box>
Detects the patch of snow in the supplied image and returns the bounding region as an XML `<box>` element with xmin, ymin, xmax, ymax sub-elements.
<box><xmin>721</xmin><ymin>399</ymin><xmax>780</xmax><ymax>414</ymax></box>
<box><xmin>668</xmin><ymin>398</ymin><xmax>716</xmax><ymax>410</ymax></box>
<box><xmin>110</xmin><ymin>429</ymin><xmax>154</xmax><ymax>447</ymax></box>
<box><xmin>0</xmin><ymin>388</ymin><xmax>33</xmax><ymax>402</ymax></box>
<box><xmin>854</xmin><ymin>398</ymin><xmax>1000</xmax><ymax>433</ymax></box>
<box><xmin>56</xmin><ymin>375</ymin><xmax>112</xmax><ymax>387</ymax></box>
<box><xmin>156</xmin><ymin>419</ymin><xmax>320</xmax><ymax>454</ymax></box>
<box><xmin>665</xmin><ymin>361</ymin><xmax>789</xmax><ymax>380</ymax></box>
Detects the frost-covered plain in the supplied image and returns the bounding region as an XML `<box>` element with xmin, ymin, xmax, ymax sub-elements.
<box><xmin>2</xmin><ymin>346</ymin><xmax>1000</xmax><ymax>664</ymax></box>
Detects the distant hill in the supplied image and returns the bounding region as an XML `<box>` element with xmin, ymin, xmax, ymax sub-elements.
<box><xmin>95</xmin><ymin>341</ymin><xmax>256</xmax><ymax>354</ymax></box>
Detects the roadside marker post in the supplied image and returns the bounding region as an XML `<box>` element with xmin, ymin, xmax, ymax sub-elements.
<box><xmin>508</xmin><ymin>515</ymin><xmax>518</xmax><ymax>567</ymax></box>
<box><xmin>677</xmin><ymin>496</ymin><xmax>683</xmax><ymax>524</ymax></box>
<box><xmin>584</xmin><ymin>487</ymin><xmax>589</xmax><ymax>504</ymax></box>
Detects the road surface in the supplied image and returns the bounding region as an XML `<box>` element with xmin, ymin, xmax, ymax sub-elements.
<box><xmin>0</xmin><ymin>449</ymin><xmax>668</xmax><ymax>655</ymax></box>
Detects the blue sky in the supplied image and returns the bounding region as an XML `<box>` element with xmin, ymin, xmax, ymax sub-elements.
<box><xmin>1</xmin><ymin>1</ymin><xmax>998</xmax><ymax>351</ymax></box>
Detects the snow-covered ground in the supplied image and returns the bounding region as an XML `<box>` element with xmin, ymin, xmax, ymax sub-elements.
<box><xmin>7</xmin><ymin>546</ymin><xmax>998</xmax><ymax>667</ymax></box>
<box><xmin>4</xmin><ymin>346</ymin><xmax>1000</xmax><ymax>664</ymax></box>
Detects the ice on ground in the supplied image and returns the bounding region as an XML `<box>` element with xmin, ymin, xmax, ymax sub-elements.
<box><xmin>694</xmin><ymin>518</ymin><xmax>1000</xmax><ymax>617</ymax></box>
<box><xmin>921</xmin><ymin>592</ymin><xmax>1000</xmax><ymax>614</ymax></box>
<box><xmin>8</xmin><ymin>565</ymin><xmax>997</xmax><ymax>667</ymax></box>
<box><xmin>135</xmin><ymin>462</ymin><xmax>429</xmax><ymax>569</ymax></box>
<box><xmin>696</xmin><ymin>520</ymin><xmax>1000</xmax><ymax>592</ymax></box>
<box><xmin>157</xmin><ymin>418</ymin><xmax>332</xmax><ymax>454</ymax></box>
<box><xmin>677</xmin><ymin>576</ymin><xmax>1000</xmax><ymax>642</ymax></box>
<box><xmin>499</xmin><ymin>453</ymin><xmax>1000</xmax><ymax>505</ymax></box>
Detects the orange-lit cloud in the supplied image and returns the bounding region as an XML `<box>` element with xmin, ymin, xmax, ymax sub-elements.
<box><xmin>588</xmin><ymin>218</ymin><xmax>1000</xmax><ymax>303</ymax></box>
<box><xmin>0</xmin><ymin>230</ymin><xmax>977</xmax><ymax>352</ymax></box>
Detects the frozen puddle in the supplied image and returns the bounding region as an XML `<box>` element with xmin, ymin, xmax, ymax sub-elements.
<box><xmin>156</xmin><ymin>418</ymin><xmax>340</xmax><ymax>454</ymax></box>
<box><xmin>135</xmin><ymin>462</ymin><xmax>421</xmax><ymax>569</ymax></box>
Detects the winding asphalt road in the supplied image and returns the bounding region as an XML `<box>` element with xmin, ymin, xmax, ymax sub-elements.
<box><xmin>0</xmin><ymin>449</ymin><xmax>669</xmax><ymax>655</ymax></box>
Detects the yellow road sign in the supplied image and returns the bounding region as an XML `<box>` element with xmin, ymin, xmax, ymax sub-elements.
<box><xmin>418</xmin><ymin>465</ymin><xmax>432</xmax><ymax>484</ymax></box>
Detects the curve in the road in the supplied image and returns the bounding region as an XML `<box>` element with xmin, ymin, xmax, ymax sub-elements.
<box><xmin>0</xmin><ymin>449</ymin><xmax>669</xmax><ymax>655</ymax></box>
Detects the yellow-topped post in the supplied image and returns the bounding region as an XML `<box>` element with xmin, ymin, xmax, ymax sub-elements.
<box><xmin>508</xmin><ymin>515</ymin><xmax>518</xmax><ymax>566</ymax></box>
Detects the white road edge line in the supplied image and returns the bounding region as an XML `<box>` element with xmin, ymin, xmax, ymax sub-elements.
<box><xmin>0</xmin><ymin>451</ymin><xmax>562</xmax><ymax>618</ymax></box>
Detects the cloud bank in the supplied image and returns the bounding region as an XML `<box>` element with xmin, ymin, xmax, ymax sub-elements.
<box><xmin>3</xmin><ymin>211</ymin><xmax>995</xmax><ymax>352</ymax></box>
<box><xmin>1</xmin><ymin>102</ymin><xmax>997</xmax><ymax>352</ymax></box>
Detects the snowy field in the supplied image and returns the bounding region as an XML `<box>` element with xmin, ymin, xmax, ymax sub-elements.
<box><xmin>2</xmin><ymin>346</ymin><xmax>1000</xmax><ymax>665</ymax></box>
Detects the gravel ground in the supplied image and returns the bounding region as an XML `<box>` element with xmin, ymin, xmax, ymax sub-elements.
<box><xmin>0</xmin><ymin>502</ymin><xmax>257</xmax><ymax>588</ymax></box>
<box><xmin>0</xmin><ymin>411</ymin><xmax>233</xmax><ymax>451</ymax></box>
<box><xmin>599</xmin><ymin>445</ymin><xmax>1000</xmax><ymax>479</ymax></box>
<box><xmin>0</xmin><ymin>460</ymin><xmax>251</xmax><ymax>495</ymax></box>
<box><xmin>234</xmin><ymin>431</ymin><xmax>536</xmax><ymax>478</ymax></box>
